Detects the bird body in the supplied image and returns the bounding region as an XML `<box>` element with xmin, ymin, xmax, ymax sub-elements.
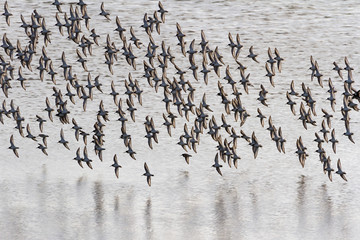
<box><xmin>111</xmin><ymin>154</ymin><xmax>122</xmax><ymax>178</ymax></box>
<box><xmin>3</xmin><ymin>1</ymin><xmax>12</xmax><ymax>26</ymax></box>
<box><xmin>143</xmin><ymin>162</ymin><xmax>154</xmax><ymax>186</ymax></box>
<box><xmin>9</xmin><ymin>135</ymin><xmax>19</xmax><ymax>157</ymax></box>
<box><xmin>336</xmin><ymin>159</ymin><xmax>347</xmax><ymax>181</ymax></box>
<box><xmin>212</xmin><ymin>153</ymin><xmax>223</xmax><ymax>176</ymax></box>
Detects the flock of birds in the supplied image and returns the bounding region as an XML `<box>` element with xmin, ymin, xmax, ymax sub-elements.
<box><xmin>1</xmin><ymin>0</ymin><xmax>356</xmax><ymax>186</ymax></box>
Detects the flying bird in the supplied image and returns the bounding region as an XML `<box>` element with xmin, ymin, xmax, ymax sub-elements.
<box><xmin>111</xmin><ymin>154</ymin><xmax>122</xmax><ymax>178</ymax></box>
<box><xmin>3</xmin><ymin>1</ymin><xmax>12</xmax><ymax>26</ymax></box>
<box><xmin>212</xmin><ymin>153</ymin><xmax>223</xmax><ymax>176</ymax></box>
<box><xmin>336</xmin><ymin>159</ymin><xmax>347</xmax><ymax>181</ymax></box>
<box><xmin>143</xmin><ymin>162</ymin><xmax>154</xmax><ymax>186</ymax></box>
<box><xmin>9</xmin><ymin>135</ymin><xmax>19</xmax><ymax>158</ymax></box>
<box><xmin>99</xmin><ymin>2</ymin><xmax>110</xmax><ymax>20</ymax></box>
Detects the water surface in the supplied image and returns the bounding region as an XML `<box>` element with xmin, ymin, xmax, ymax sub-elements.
<box><xmin>0</xmin><ymin>0</ymin><xmax>360</xmax><ymax>239</ymax></box>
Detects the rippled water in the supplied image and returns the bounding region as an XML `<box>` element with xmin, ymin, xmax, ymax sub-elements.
<box><xmin>1</xmin><ymin>0</ymin><xmax>360</xmax><ymax>239</ymax></box>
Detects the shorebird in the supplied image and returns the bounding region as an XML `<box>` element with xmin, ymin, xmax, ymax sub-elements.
<box><xmin>81</xmin><ymin>6</ymin><xmax>91</xmax><ymax>30</ymax></box>
<box><xmin>157</xmin><ymin>1</ymin><xmax>168</xmax><ymax>23</ymax></box>
<box><xmin>71</xmin><ymin>118</ymin><xmax>82</xmax><ymax>141</ymax></box>
<box><xmin>3</xmin><ymin>1</ymin><xmax>12</xmax><ymax>26</ymax></box>
<box><xmin>236</xmin><ymin>60</ymin><xmax>247</xmax><ymax>73</ymax></box>
<box><xmin>58</xmin><ymin>128</ymin><xmax>70</xmax><ymax>150</ymax></box>
<box><xmin>25</xmin><ymin>124</ymin><xmax>37</xmax><ymax>141</ymax></box>
<box><xmin>295</xmin><ymin>136</ymin><xmax>308</xmax><ymax>168</ymax></box>
<box><xmin>247</xmin><ymin>46</ymin><xmax>259</xmax><ymax>63</ymax></box>
<box><xmin>343</xmin><ymin>121</ymin><xmax>355</xmax><ymax>143</ymax></box>
<box><xmin>289</xmin><ymin>80</ymin><xmax>299</xmax><ymax>96</ymax></box>
<box><xmin>258</xmin><ymin>84</ymin><xmax>269</xmax><ymax>107</ymax></box>
<box><xmin>44</xmin><ymin>97</ymin><xmax>54</xmax><ymax>122</ymax></box>
<box><xmin>17</xmin><ymin>66</ymin><xmax>26</xmax><ymax>90</ymax></box>
<box><xmin>267</xmin><ymin>47</ymin><xmax>276</xmax><ymax>69</ymax></box>
<box><xmin>182</xmin><ymin>153</ymin><xmax>191</xmax><ymax>164</ymax></box>
<box><xmin>0</xmin><ymin>0</ymin><xmax>355</xmax><ymax>186</ymax></box>
<box><xmin>111</xmin><ymin>154</ymin><xmax>122</xmax><ymax>178</ymax></box>
<box><xmin>344</xmin><ymin>57</ymin><xmax>353</xmax><ymax>72</ymax></box>
<box><xmin>76</xmin><ymin>49</ymin><xmax>88</xmax><ymax>71</ymax></box>
<box><xmin>65</xmin><ymin>83</ymin><xmax>76</xmax><ymax>104</ymax></box>
<box><xmin>130</xmin><ymin>26</ymin><xmax>141</xmax><ymax>49</ymax></box>
<box><xmin>333</xmin><ymin>61</ymin><xmax>343</xmax><ymax>79</ymax></box>
<box><xmin>36</xmin><ymin>115</ymin><xmax>46</xmax><ymax>132</ymax></box>
<box><xmin>256</xmin><ymin>108</ymin><xmax>266</xmax><ymax>127</ymax></box>
<box><xmin>250</xmin><ymin>132</ymin><xmax>262</xmax><ymax>159</ymax></box>
<box><xmin>52</xmin><ymin>0</ymin><xmax>63</xmax><ymax>13</ymax></box>
<box><xmin>228</xmin><ymin>33</ymin><xmax>237</xmax><ymax>58</ymax></box>
<box><xmin>143</xmin><ymin>162</ymin><xmax>154</xmax><ymax>186</ymax></box>
<box><xmin>37</xmin><ymin>143</ymin><xmax>48</xmax><ymax>156</ymax></box>
<box><xmin>73</xmin><ymin>147</ymin><xmax>83</xmax><ymax>168</ymax></box>
<box><xmin>329</xmin><ymin>129</ymin><xmax>338</xmax><ymax>154</ymax></box>
<box><xmin>274</xmin><ymin>48</ymin><xmax>284</xmax><ymax>72</ymax></box>
<box><xmin>325</xmin><ymin>157</ymin><xmax>334</xmax><ymax>182</ymax></box>
<box><xmin>152</xmin><ymin>11</ymin><xmax>162</xmax><ymax>34</ymax></box>
<box><xmin>212</xmin><ymin>153</ymin><xmax>223</xmax><ymax>176</ymax></box>
<box><xmin>221</xmin><ymin>113</ymin><xmax>231</xmax><ymax>134</ymax></box>
<box><xmin>319</xmin><ymin>120</ymin><xmax>329</xmax><ymax>142</ymax></box>
<box><xmin>110</xmin><ymin>81</ymin><xmax>119</xmax><ymax>104</ymax></box>
<box><xmin>90</xmin><ymin>29</ymin><xmax>100</xmax><ymax>46</ymax></box>
<box><xmin>314</xmin><ymin>132</ymin><xmax>324</xmax><ymax>146</ymax></box>
<box><xmin>82</xmin><ymin>146</ymin><xmax>93</xmax><ymax>169</ymax></box>
<box><xmin>309</xmin><ymin>56</ymin><xmax>316</xmax><ymax>81</ymax></box>
<box><xmin>278</xmin><ymin>127</ymin><xmax>286</xmax><ymax>153</ymax></box>
<box><xmin>286</xmin><ymin>92</ymin><xmax>296</xmax><ymax>115</ymax></box>
<box><xmin>9</xmin><ymin>135</ymin><xmax>19</xmax><ymax>157</ymax></box>
<box><xmin>336</xmin><ymin>159</ymin><xmax>347</xmax><ymax>181</ymax></box>
<box><xmin>125</xmin><ymin>139</ymin><xmax>136</xmax><ymax>160</ymax></box>
<box><xmin>314</xmin><ymin>61</ymin><xmax>323</xmax><ymax>87</ymax></box>
<box><xmin>99</xmin><ymin>2</ymin><xmax>110</xmax><ymax>20</ymax></box>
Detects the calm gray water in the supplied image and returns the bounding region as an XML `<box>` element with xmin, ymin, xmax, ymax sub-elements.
<box><xmin>0</xmin><ymin>0</ymin><xmax>360</xmax><ymax>239</ymax></box>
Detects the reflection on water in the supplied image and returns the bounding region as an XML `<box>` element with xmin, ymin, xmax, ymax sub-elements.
<box><xmin>250</xmin><ymin>183</ymin><xmax>259</xmax><ymax>224</ymax></box>
<box><xmin>296</xmin><ymin>175</ymin><xmax>307</xmax><ymax>235</ymax></box>
<box><xmin>214</xmin><ymin>190</ymin><xmax>228</xmax><ymax>239</ymax></box>
<box><xmin>1</xmin><ymin>169</ymin><xmax>360</xmax><ymax>239</ymax></box>
<box><xmin>1</xmin><ymin>0</ymin><xmax>360</xmax><ymax>239</ymax></box>
<box><xmin>93</xmin><ymin>181</ymin><xmax>104</xmax><ymax>222</ymax></box>
<box><xmin>114</xmin><ymin>195</ymin><xmax>119</xmax><ymax>211</ymax></box>
<box><xmin>144</xmin><ymin>198</ymin><xmax>153</xmax><ymax>240</ymax></box>
<box><xmin>319</xmin><ymin>184</ymin><xmax>333</xmax><ymax>238</ymax></box>
<box><xmin>93</xmin><ymin>181</ymin><xmax>105</xmax><ymax>239</ymax></box>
